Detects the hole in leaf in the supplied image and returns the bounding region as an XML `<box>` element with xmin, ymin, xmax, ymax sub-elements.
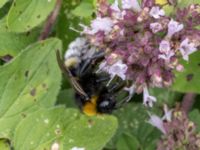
<box><xmin>30</xmin><ymin>88</ymin><xmax>36</xmax><ymax>96</ymax></box>
<box><xmin>26</xmin><ymin>31</ymin><xmax>31</xmax><ymax>36</ymax></box>
<box><xmin>42</xmin><ymin>83</ymin><xmax>47</xmax><ymax>89</ymax></box>
<box><xmin>186</xmin><ymin>74</ymin><xmax>194</xmax><ymax>81</ymax></box>
<box><xmin>25</xmin><ymin>70</ymin><xmax>29</xmax><ymax>77</ymax></box>
<box><xmin>21</xmin><ymin>113</ymin><xmax>27</xmax><ymax>118</ymax></box>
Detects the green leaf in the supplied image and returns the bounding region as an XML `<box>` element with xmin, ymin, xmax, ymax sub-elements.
<box><xmin>7</xmin><ymin>0</ymin><xmax>56</xmax><ymax>32</ymax></box>
<box><xmin>56</xmin><ymin>0</ymin><xmax>82</xmax><ymax>50</ymax></box>
<box><xmin>0</xmin><ymin>38</ymin><xmax>62</xmax><ymax>138</ymax></box>
<box><xmin>56</xmin><ymin>88</ymin><xmax>76</xmax><ymax>108</ymax></box>
<box><xmin>0</xmin><ymin>0</ymin><xmax>8</xmax><ymax>9</ymax></box>
<box><xmin>116</xmin><ymin>133</ymin><xmax>141</xmax><ymax>150</ymax></box>
<box><xmin>0</xmin><ymin>139</ymin><xmax>10</xmax><ymax>150</ymax></box>
<box><xmin>177</xmin><ymin>0</ymin><xmax>200</xmax><ymax>8</ymax></box>
<box><xmin>189</xmin><ymin>109</ymin><xmax>200</xmax><ymax>132</ymax></box>
<box><xmin>0</xmin><ymin>29</ymin><xmax>40</xmax><ymax>57</ymax></box>
<box><xmin>172</xmin><ymin>51</ymin><xmax>200</xmax><ymax>94</ymax></box>
<box><xmin>150</xmin><ymin>88</ymin><xmax>182</xmax><ymax>106</ymax></box>
<box><xmin>72</xmin><ymin>1</ymin><xmax>94</xmax><ymax>18</ymax></box>
<box><xmin>106</xmin><ymin>103</ymin><xmax>160</xmax><ymax>150</ymax></box>
<box><xmin>14</xmin><ymin>107</ymin><xmax>118</xmax><ymax>150</ymax></box>
<box><xmin>63</xmin><ymin>114</ymin><xmax>118</xmax><ymax>150</ymax></box>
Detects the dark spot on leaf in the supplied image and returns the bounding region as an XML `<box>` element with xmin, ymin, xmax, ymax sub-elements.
<box><xmin>30</xmin><ymin>88</ymin><xmax>36</xmax><ymax>96</ymax></box>
<box><xmin>42</xmin><ymin>83</ymin><xmax>47</xmax><ymax>89</ymax></box>
<box><xmin>13</xmin><ymin>2</ymin><xmax>16</xmax><ymax>6</ymax></box>
<box><xmin>186</xmin><ymin>74</ymin><xmax>194</xmax><ymax>81</ymax></box>
<box><xmin>88</xmin><ymin>119</ymin><xmax>94</xmax><ymax>126</ymax></box>
<box><xmin>25</xmin><ymin>70</ymin><xmax>29</xmax><ymax>77</ymax></box>
<box><xmin>19</xmin><ymin>11</ymin><xmax>22</xmax><ymax>14</ymax></box>
<box><xmin>198</xmin><ymin>63</ymin><xmax>200</xmax><ymax>67</ymax></box>
<box><xmin>5</xmin><ymin>26</ymin><xmax>8</xmax><ymax>29</ymax></box>
<box><xmin>21</xmin><ymin>113</ymin><xmax>26</xmax><ymax>118</ymax></box>
<box><xmin>37</xmin><ymin>15</ymin><xmax>41</xmax><ymax>19</ymax></box>
<box><xmin>55</xmin><ymin>129</ymin><xmax>61</xmax><ymax>135</ymax></box>
<box><xmin>26</xmin><ymin>31</ymin><xmax>30</xmax><ymax>36</ymax></box>
<box><xmin>34</xmin><ymin>99</ymin><xmax>37</xmax><ymax>102</ymax></box>
<box><xmin>27</xmin><ymin>25</ymin><xmax>31</xmax><ymax>28</ymax></box>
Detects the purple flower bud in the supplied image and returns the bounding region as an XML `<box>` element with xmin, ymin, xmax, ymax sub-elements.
<box><xmin>167</xmin><ymin>19</ymin><xmax>184</xmax><ymax>37</ymax></box>
<box><xmin>122</xmin><ymin>0</ymin><xmax>141</xmax><ymax>12</ymax></box>
<box><xmin>179</xmin><ymin>38</ymin><xmax>197</xmax><ymax>61</ymax></box>
<box><xmin>143</xmin><ymin>86</ymin><xmax>157</xmax><ymax>107</ymax></box>
<box><xmin>159</xmin><ymin>40</ymin><xmax>170</xmax><ymax>53</ymax></box>
<box><xmin>150</xmin><ymin>22</ymin><xmax>163</xmax><ymax>33</ymax></box>
<box><xmin>149</xmin><ymin>6</ymin><xmax>165</xmax><ymax>19</ymax></box>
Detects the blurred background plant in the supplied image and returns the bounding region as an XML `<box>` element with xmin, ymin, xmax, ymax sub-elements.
<box><xmin>0</xmin><ymin>0</ymin><xmax>199</xmax><ymax>150</ymax></box>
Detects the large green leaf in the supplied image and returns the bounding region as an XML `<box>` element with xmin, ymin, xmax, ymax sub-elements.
<box><xmin>0</xmin><ymin>0</ymin><xmax>8</xmax><ymax>9</ymax></box>
<box><xmin>106</xmin><ymin>103</ymin><xmax>160</xmax><ymax>150</ymax></box>
<box><xmin>0</xmin><ymin>38</ymin><xmax>62</xmax><ymax>138</ymax></box>
<box><xmin>116</xmin><ymin>133</ymin><xmax>141</xmax><ymax>150</ymax></box>
<box><xmin>63</xmin><ymin>114</ymin><xmax>118</xmax><ymax>150</ymax></box>
<box><xmin>72</xmin><ymin>1</ymin><xmax>94</xmax><ymax>18</ymax></box>
<box><xmin>7</xmin><ymin>0</ymin><xmax>56</xmax><ymax>32</ymax></box>
<box><xmin>0</xmin><ymin>29</ymin><xmax>39</xmax><ymax>57</ymax></box>
<box><xmin>172</xmin><ymin>51</ymin><xmax>200</xmax><ymax>94</ymax></box>
<box><xmin>189</xmin><ymin>109</ymin><xmax>200</xmax><ymax>132</ymax></box>
<box><xmin>13</xmin><ymin>107</ymin><xmax>118</xmax><ymax>150</ymax></box>
<box><xmin>0</xmin><ymin>139</ymin><xmax>10</xmax><ymax>150</ymax></box>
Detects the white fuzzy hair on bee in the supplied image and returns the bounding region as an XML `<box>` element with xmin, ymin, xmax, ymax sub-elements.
<box><xmin>64</xmin><ymin>37</ymin><xmax>97</xmax><ymax>68</ymax></box>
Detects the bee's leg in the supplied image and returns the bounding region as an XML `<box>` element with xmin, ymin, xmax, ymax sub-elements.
<box><xmin>108</xmin><ymin>81</ymin><xmax>126</xmax><ymax>93</ymax></box>
<box><xmin>115</xmin><ymin>85</ymin><xmax>135</xmax><ymax>108</ymax></box>
<box><xmin>79</xmin><ymin>51</ymin><xmax>105</xmax><ymax>76</ymax></box>
<box><xmin>96</xmin><ymin>75</ymin><xmax>110</xmax><ymax>83</ymax></box>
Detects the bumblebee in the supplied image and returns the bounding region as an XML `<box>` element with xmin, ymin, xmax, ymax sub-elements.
<box><xmin>56</xmin><ymin>38</ymin><xmax>132</xmax><ymax>116</ymax></box>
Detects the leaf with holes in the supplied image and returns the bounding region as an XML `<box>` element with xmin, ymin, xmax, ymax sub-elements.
<box><xmin>13</xmin><ymin>107</ymin><xmax>118</xmax><ymax>150</ymax></box>
<box><xmin>7</xmin><ymin>0</ymin><xmax>56</xmax><ymax>32</ymax></box>
<box><xmin>0</xmin><ymin>38</ymin><xmax>62</xmax><ymax>138</ymax></box>
<box><xmin>172</xmin><ymin>51</ymin><xmax>200</xmax><ymax>94</ymax></box>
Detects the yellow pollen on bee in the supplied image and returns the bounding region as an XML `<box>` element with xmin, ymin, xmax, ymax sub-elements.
<box><xmin>64</xmin><ymin>57</ymin><xmax>79</xmax><ymax>68</ymax></box>
<box><xmin>83</xmin><ymin>96</ymin><xmax>98</xmax><ymax>116</ymax></box>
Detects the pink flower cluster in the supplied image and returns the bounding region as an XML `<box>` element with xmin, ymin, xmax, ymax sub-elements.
<box><xmin>81</xmin><ymin>0</ymin><xmax>200</xmax><ymax>106</ymax></box>
<box><xmin>149</xmin><ymin>107</ymin><xmax>200</xmax><ymax>150</ymax></box>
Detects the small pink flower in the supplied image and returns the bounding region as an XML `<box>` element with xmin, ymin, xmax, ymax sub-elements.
<box><xmin>122</xmin><ymin>0</ymin><xmax>141</xmax><ymax>12</ymax></box>
<box><xmin>150</xmin><ymin>22</ymin><xmax>163</xmax><ymax>33</ymax></box>
<box><xmin>148</xmin><ymin>106</ymin><xmax>172</xmax><ymax>134</ymax></box>
<box><xmin>82</xmin><ymin>17</ymin><xmax>114</xmax><ymax>35</ymax></box>
<box><xmin>149</xmin><ymin>6</ymin><xmax>165</xmax><ymax>19</ymax></box>
<box><xmin>148</xmin><ymin>114</ymin><xmax>166</xmax><ymax>134</ymax></box>
<box><xmin>98</xmin><ymin>60</ymin><xmax>128</xmax><ymax>80</ymax></box>
<box><xmin>176</xmin><ymin>64</ymin><xmax>184</xmax><ymax>72</ymax></box>
<box><xmin>108</xmin><ymin>60</ymin><xmax>128</xmax><ymax>80</ymax></box>
<box><xmin>167</xmin><ymin>19</ymin><xmax>184</xmax><ymax>37</ymax></box>
<box><xmin>159</xmin><ymin>40</ymin><xmax>170</xmax><ymax>53</ymax></box>
<box><xmin>143</xmin><ymin>86</ymin><xmax>157</xmax><ymax>107</ymax></box>
<box><xmin>179</xmin><ymin>38</ymin><xmax>197</xmax><ymax>61</ymax></box>
<box><xmin>124</xmin><ymin>84</ymin><xmax>135</xmax><ymax>101</ymax></box>
<box><xmin>158</xmin><ymin>51</ymin><xmax>175</xmax><ymax>62</ymax></box>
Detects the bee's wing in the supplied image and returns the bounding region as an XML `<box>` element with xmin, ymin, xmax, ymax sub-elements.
<box><xmin>56</xmin><ymin>50</ymin><xmax>89</xmax><ymax>99</ymax></box>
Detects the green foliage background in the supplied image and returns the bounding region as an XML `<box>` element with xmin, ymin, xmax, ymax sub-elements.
<box><xmin>0</xmin><ymin>0</ymin><xmax>199</xmax><ymax>150</ymax></box>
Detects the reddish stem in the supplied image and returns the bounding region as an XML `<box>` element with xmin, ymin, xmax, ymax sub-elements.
<box><xmin>39</xmin><ymin>0</ymin><xmax>62</xmax><ymax>40</ymax></box>
<box><xmin>181</xmin><ymin>93</ymin><xmax>197</xmax><ymax>114</ymax></box>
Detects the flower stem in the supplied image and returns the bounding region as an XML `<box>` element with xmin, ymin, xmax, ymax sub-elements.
<box><xmin>181</xmin><ymin>93</ymin><xmax>197</xmax><ymax>114</ymax></box>
<box><xmin>39</xmin><ymin>0</ymin><xmax>62</xmax><ymax>40</ymax></box>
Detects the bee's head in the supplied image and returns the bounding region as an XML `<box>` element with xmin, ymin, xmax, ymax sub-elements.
<box><xmin>97</xmin><ymin>97</ymin><xmax>116</xmax><ymax>114</ymax></box>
